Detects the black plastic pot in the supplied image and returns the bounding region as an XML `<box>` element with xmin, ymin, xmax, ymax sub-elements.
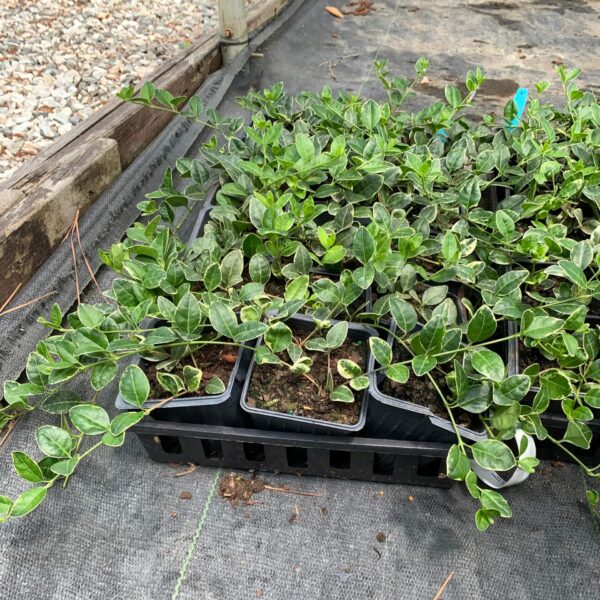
<box><xmin>480</xmin><ymin>184</ymin><xmax>507</xmax><ymax>212</ymax></box>
<box><xmin>240</xmin><ymin>314</ymin><xmax>378</xmax><ymax>435</ymax></box>
<box><xmin>115</xmin><ymin>329</ymin><xmax>252</xmax><ymax>427</ymax></box>
<box><xmin>505</xmin><ymin>318</ymin><xmax>600</xmax><ymax>465</ymax></box>
<box><xmin>365</xmin><ymin>312</ymin><xmax>486</xmax><ymax>443</ymax></box>
<box><xmin>186</xmin><ymin>199</ymin><xmax>215</xmax><ymax>246</ymax></box>
<box><xmin>364</xmin><ymin>323</ymin><xmax>487</xmax><ymax>445</ymax></box>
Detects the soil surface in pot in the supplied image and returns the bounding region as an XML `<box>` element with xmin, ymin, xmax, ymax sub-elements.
<box><xmin>518</xmin><ymin>340</ymin><xmax>556</xmax><ymax>374</ymax></box>
<box><xmin>264</xmin><ymin>278</ymin><xmax>286</xmax><ymax>298</ymax></box>
<box><xmin>380</xmin><ymin>347</ymin><xmax>477</xmax><ymax>430</ymax></box>
<box><xmin>247</xmin><ymin>330</ymin><xmax>366</xmax><ymax>425</ymax></box>
<box><xmin>142</xmin><ymin>343</ymin><xmax>237</xmax><ymax>399</ymax></box>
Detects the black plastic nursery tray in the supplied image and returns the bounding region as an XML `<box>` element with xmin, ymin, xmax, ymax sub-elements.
<box><xmin>131</xmin><ymin>418</ymin><xmax>453</xmax><ymax>488</ymax></box>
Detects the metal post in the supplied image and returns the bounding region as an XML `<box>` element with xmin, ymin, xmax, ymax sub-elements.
<box><xmin>217</xmin><ymin>0</ymin><xmax>249</xmax><ymax>66</ymax></box>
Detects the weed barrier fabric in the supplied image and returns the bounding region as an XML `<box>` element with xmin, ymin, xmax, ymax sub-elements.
<box><xmin>1</xmin><ymin>0</ymin><xmax>599</xmax><ymax>598</ymax></box>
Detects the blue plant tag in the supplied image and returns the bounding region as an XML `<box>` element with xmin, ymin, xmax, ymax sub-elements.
<box><xmin>508</xmin><ymin>87</ymin><xmax>529</xmax><ymax>130</ymax></box>
<box><xmin>436</xmin><ymin>128</ymin><xmax>449</xmax><ymax>142</ymax></box>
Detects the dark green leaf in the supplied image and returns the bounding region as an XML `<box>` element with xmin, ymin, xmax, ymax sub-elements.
<box><xmin>353</xmin><ymin>227</ymin><xmax>375</xmax><ymax>264</ymax></box>
<box><xmin>471</xmin><ymin>349</ymin><xmax>505</xmax><ymax>383</ymax></box>
<box><xmin>412</xmin><ymin>355</ymin><xmax>436</xmax><ymax>376</ymax></box>
<box><xmin>369</xmin><ymin>337</ymin><xmax>392</xmax><ymax>367</ymax></box>
<box><xmin>495</xmin><ymin>270</ymin><xmax>528</xmax><ymax>296</ymax></box>
<box><xmin>557</xmin><ymin>260</ymin><xmax>587</xmax><ymax>288</ymax></box>
<box><xmin>326</xmin><ymin>321</ymin><xmax>348</xmax><ymax>349</ymax></box>
<box><xmin>91</xmin><ymin>362</ymin><xmax>117</xmax><ymax>391</ymax></box>
<box><xmin>467</xmin><ymin>306</ymin><xmax>497</xmax><ymax>343</ymax></box>
<box><xmin>264</xmin><ymin>322</ymin><xmax>292</xmax><ymax>353</ymax></box>
<box><xmin>12</xmin><ymin>451</ymin><xmax>44</xmax><ymax>483</ymax></box>
<box><xmin>475</xmin><ymin>508</ymin><xmax>495</xmax><ymax>532</ymax></box>
<box><xmin>249</xmin><ymin>254</ymin><xmax>271</xmax><ymax>284</ymax></box>
<box><xmin>77</xmin><ymin>304</ymin><xmax>103</xmax><ymax>328</ymax></box>
<box><xmin>584</xmin><ymin>387</ymin><xmax>600</xmax><ymax>409</ymax></box>
<box><xmin>119</xmin><ymin>365</ymin><xmax>150</xmax><ymax>407</ymax></box>
<box><xmin>209</xmin><ymin>302</ymin><xmax>238</xmax><ymax>339</ymax></box>
<box><xmin>50</xmin><ymin>457</ymin><xmax>78</xmax><ymax>476</ymax></box>
<box><xmin>523</xmin><ymin>316</ymin><xmax>564</xmax><ymax>339</ymax></box>
<box><xmin>285</xmin><ymin>275</ymin><xmax>309</xmax><ymax>302</ymax></box>
<box><xmin>174</xmin><ymin>292</ymin><xmax>201</xmax><ymax>337</ymax></box>
<box><xmin>389</xmin><ymin>298</ymin><xmax>417</xmax><ymax>333</ymax></box>
<box><xmin>480</xmin><ymin>490</ymin><xmax>512</xmax><ymax>518</ymax></box>
<box><xmin>444</xmin><ymin>84</ymin><xmax>461</xmax><ymax>108</ymax></box>
<box><xmin>102</xmin><ymin>432</ymin><xmax>126</xmax><ymax>447</ymax></box>
<box><xmin>221</xmin><ymin>249</ymin><xmax>244</xmax><ymax>287</ymax></box>
<box><xmin>10</xmin><ymin>487</ymin><xmax>47</xmax><ymax>518</ymax></box>
<box><xmin>295</xmin><ymin>133</ymin><xmax>314</xmax><ymax>162</ymax></box>
<box><xmin>562</xmin><ymin>421</ymin><xmax>592</xmax><ymax>449</ymax></box>
<box><xmin>361</xmin><ymin>99</ymin><xmax>381</xmax><ymax>130</ymax></box>
<box><xmin>446</xmin><ymin>445</ymin><xmax>470</xmax><ymax>480</ymax></box>
<box><xmin>69</xmin><ymin>404</ymin><xmax>111</xmax><ymax>435</ymax></box>
<box><xmin>494</xmin><ymin>375</ymin><xmax>530</xmax><ymax>405</ymax></box>
<box><xmin>42</xmin><ymin>390</ymin><xmax>82</xmax><ymax>415</ymax></box>
<box><xmin>35</xmin><ymin>425</ymin><xmax>74</xmax><ymax>458</ymax></box>
<box><xmin>422</xmin><ymin>285</ymin><xmax>448</xmax><ymax>306</ymax></box>
<box><xmin>111</xmin><ymin>411</ymin><xmax>145</xmax><ymax>436</ymax></box>
<box><xmin>472</xmin><ymin>440</ymin><xmax>515</xmax><ymax>471</ymax></box>
<box><xmin>204</xmin><ymin>263</ymin><xmax>222</xmax><ymax>291</ymax></box>
<box><xmin>235</xmin><ymin>321</ymin><xmax>267</xmax><ymax>343</ymax></box>
<box><xmin>418</xmin><ymin>315</ymin><xmax>445</xmax><ymax>353</ymax></box>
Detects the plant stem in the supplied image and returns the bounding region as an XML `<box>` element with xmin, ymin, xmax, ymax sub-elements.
<box><xmin>544</xmin><ymin>432</ymin><xmax>600</xmax><ymax>476</ymax></box>
<box><xmin>426</xmin><ymin>370</ymin><xmax>467</xmax><ymax>451</ymax></box>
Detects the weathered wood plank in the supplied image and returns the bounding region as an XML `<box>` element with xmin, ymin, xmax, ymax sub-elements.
<box><xmin>0</xmin><ymin>139</ymin><xmax>121</xmax><ymax>304</ymax></box>
<box><xmin>0</xmin><ymin>190</ymin><xmax>24</xmax><ymax>215</ymax></box>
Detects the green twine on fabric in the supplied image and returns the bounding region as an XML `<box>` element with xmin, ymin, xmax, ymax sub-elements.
<box><xmin>172</xmin><ymin>468</ymin><xmax>222</xmax><ymax>600</ymax></box>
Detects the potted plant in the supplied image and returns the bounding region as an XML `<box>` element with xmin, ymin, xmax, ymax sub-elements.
<box><xmin>239</xmin><ymin>312</ymin><xmax>378</xmax><ymax>435</ymax></box>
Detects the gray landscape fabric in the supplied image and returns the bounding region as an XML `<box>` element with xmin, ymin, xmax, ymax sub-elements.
<box><xmin>1</xmin><ymin>1</ymin><xmax>599</xmax><ymax>598</ymax></box>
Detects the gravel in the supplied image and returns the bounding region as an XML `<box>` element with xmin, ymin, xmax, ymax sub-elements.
<box><xmin>0</xmin><ymin>0</ymin><xmax>221</xmax><ymax>183</ymax></box>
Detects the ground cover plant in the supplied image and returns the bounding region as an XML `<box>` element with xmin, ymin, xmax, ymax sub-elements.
<box><xmin>1</xmin><ymin>61</ymin><xmax>599</xmax><ymax>531</ymax></box>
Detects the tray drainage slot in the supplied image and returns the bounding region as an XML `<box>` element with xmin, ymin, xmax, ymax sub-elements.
<box><xmin>373</xmin><ymin>453</ymin><xmax>394</xmax><ymax>475</ymax></box>
<box><xmin>201</xmin><ymin>439</ymin><xmax>223</xmax><ymax>459</ymax></box>
<box><xmin>329</xmin><ymin>450</ymin><xmax>351</xmax><ymax>470</ymax></box>
<box><xmin>286</xmin><ymin>447</ymin><xmax>308</xmax><ymax>468</ymax></box>
<box><xmin>417</xmin><ymin>456</ymin><xmax>443</xmax><ymax>477</ymax></box>
<box><xmin>243</xmin><ymin>442</ymin><xmax>266</xmax><ymax>462</ymax></box>
<box><xmin>157</xmin><ymin>435</ymin><xmax>182</xmax><ymax>455</ymax></box>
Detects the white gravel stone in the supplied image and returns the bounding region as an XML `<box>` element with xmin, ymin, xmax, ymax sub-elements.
<box><xmin>53</xmin><ymin>109</ymin><xmax>72</xmax><ymax>125</ymax></box>
<box><xmin>0</xmin><ymin>0</ymin><xmax>224</xmax><ymax>181</ymax></box>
